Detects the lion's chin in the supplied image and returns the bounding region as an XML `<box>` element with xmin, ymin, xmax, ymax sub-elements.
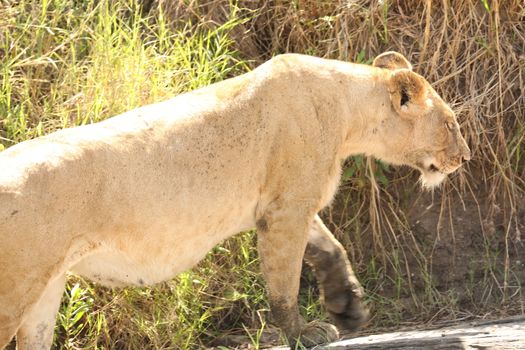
<box><xmin>419</xmin><ymin>169</ymin><xmax>446</xmax><ymax>189</ymax></box>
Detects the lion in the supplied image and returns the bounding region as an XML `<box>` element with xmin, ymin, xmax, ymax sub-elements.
<box><xmin>0</xmin><ymin>51</ymin><xmax>470</xmax><ymax>349</ymax></box>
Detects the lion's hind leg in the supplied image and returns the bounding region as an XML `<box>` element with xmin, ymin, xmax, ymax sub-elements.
<box><xmin>0</xmin><ymin>270</ymin><xmax>61</xmax><ymax>350</ymax></box>
<box><xmin>0</xmin><ymin>264</ymin><xmax>38</xmax><ymax>348</ymax></box>
<box><xmin>0</xmin><ymin>314</ymin><xmax>18</xmax><ymax>350</ymax></box>
<box><xmin>14</xmin><ymin>273</ymin><xmax>66</xmax><ymax>350</ymax></box>
<box><xmin>305</xmin><ymin>215</ymin><xmax>370</xmax><ymax>332</ymax></box>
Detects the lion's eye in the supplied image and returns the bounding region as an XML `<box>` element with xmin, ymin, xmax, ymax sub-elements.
<box><xmin>445</xmin><ymin>121</ymin><xmax>455</xmax><ymax>131</ymax></box>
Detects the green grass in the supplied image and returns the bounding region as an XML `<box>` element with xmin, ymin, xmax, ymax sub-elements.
<box><xmin>1</xmin><ymin>0</ymin><xmax>248</xmax><ymax>147</ymax></box>
<box><xmin>1</xmin><ymin>0</ymin><xmax>263</xmax><ymax>348</ymax></box>
<box><xmin>51</xmin><ymin>231</ymin><xmax>267</xmax><ymax>349</ymax></box>
<box><xmin>2</xmin><ymin>0</ymin><xmax>524</xmax><ymax>348</ymax></box>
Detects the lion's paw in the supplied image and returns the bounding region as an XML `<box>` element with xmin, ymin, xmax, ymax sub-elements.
<box><xmin>325</xmin><ymin>290</ymin><xmax>370</xmax><ymax>332</ymax></box>
<box><xmin>291</xmin><ymin>320</ymin><xmax>339</xmax><ymax>348</ymax></box>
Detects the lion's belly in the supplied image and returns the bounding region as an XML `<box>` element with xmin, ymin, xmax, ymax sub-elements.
<box><xmin>71</xmin><ymin>236</ymin><xmax>219</xmax><ymax>287</ymax></box>
<box><xmin>70</xmin><ymin>199</ymin><xmax>257</xmax><ymax>287</ymax></box>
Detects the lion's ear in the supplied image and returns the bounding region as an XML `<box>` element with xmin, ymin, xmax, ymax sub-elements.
<box><xmin>373</xmin><ymin>51</ymin><xmax>412</xmax><ymax>71</ymax></box>
<box><xmin>388</xmin><ymin>69</ymin><xmax>430</xmax><ymax>118</ymax></box>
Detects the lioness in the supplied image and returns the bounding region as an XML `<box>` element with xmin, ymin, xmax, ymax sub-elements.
<box><xmin>0</xmin><ymin>52</ymin><xmax>470</xmax><ymax>349</ymax></box>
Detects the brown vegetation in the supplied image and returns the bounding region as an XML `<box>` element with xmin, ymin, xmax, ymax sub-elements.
<box><xmin>1</xmin><ymin>0</ymin><xmax>523</xmax><ymax>348</ymax></box>
<box><xmin>151</xmin><ymin>0</ymin><xmax>525</xmax><ymax>324</ymax></box>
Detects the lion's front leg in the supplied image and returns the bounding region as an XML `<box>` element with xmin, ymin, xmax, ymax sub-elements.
<box><xmin>305</xmin><ymin>215</ymin><xmax>369</xmax><ymax>332</ymax></box>
<box><xmin>256</xmin><ymin>205</ymin><xmax>339</xmax><ymax>348</ymax></box>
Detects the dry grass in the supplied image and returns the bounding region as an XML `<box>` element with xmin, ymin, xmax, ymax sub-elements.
<box><xmin>1</xmin><ymin>0</ymin><xmax>524</xmax><ymax>348</ymax></box>
<box><xmin>155</xmin><ymin>0</ymin><xmax>525</xmax><ymax>323</ymax></box>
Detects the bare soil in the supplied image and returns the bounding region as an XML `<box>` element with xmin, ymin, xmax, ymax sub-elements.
<box><xmin>405</xmin><ymin>189</ymin><xmax>525</xmax><ymax>312</ymax></box>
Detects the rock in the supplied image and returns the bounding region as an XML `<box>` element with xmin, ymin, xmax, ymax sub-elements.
<box><xmin>270</xmin><ymin>316</ymin><xmax>525</xmax><ymax>349</ymax></box>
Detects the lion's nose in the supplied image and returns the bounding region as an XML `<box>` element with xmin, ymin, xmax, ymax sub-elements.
<box><xmin>461</xmin><ymin>148</ymin><xmax>471</xmax><ymax>163</ymax></box>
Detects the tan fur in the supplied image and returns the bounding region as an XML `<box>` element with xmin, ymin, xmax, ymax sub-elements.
<box><xmin>373</xmin><ymin>51</ymin><xmax>413</xmax><ymax>70</ymax></box>
<box><xmin>0</xmin><ymin>52</ymin><xmax>470</xmax><ymax>349</ymax></box>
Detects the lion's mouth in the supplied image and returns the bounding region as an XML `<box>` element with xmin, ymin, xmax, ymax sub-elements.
<box><xmin>428</xmin><ymin>163</ymin><xmax>441</xmax><ymax>173</ymax></box>
<box><xmin>416</xmin><ymin>161</ymin><xmax>442</xmax><ymax>174</ymax></box>
<box><xmin>417</xmin><ymin>160</ymin><xmax>447</xmax><ymax>189</ymax></box>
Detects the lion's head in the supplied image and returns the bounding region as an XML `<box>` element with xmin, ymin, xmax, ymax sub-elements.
<box><xmin>372</xmin><ymin>51</ymin><xmax>471</xmax><ymax>188</ymax></box>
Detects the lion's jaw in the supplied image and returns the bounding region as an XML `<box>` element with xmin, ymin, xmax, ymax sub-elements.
<box><xmin>418</xmin><ymin>156</ymin><xmax>448</xmax><ymax>189</ymax></box>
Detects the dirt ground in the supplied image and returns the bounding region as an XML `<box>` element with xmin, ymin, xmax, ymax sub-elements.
<box><xmin>406</xmin><ymin>189</ymin><xmax>525</xmax><ymax>312</ymax></box>
<box><xmin>320</xmin><ymin>173</ymin><xmax>525</xmax><ymax>329</ymax></box>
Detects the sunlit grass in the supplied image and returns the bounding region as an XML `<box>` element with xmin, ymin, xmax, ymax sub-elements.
<box><xmin>2</xmin><ymin>0</ymin><xmax>524</xmax><ymax>348</ymax></box>
<box><xmin>0</xmin><ymin>0</ymin><xmax>248</xmax><ymax>146</ymax></box>
<box><xmin>1</xmin><ymin>0</ymin><xmax>261</xmax><ymax>348</ymax></box>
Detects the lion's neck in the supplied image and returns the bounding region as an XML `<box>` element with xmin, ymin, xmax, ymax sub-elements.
<box><xmin>337</xmin><ymin>82</ymin><xmax>396</xmax><ymax>162</ymax></box>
